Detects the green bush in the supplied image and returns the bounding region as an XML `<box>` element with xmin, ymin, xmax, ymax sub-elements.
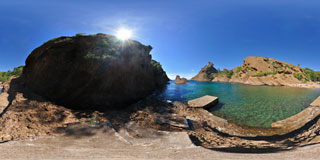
<box><xmin>76</xmin><ymin>33</ymin><xmax>86</xmax><ymax>36</ymax></box>
<box><xmin>215</xmin><ymin>69</ymin><xmax>234</xmax><ymax>78</ymax></box>
<box><xmin>236</xmin><ymin>66</ymin><xmax>242</xmax><ymax>73</ymax></box>
<box><xmin>0</xmin><ymin>66</ymin><xmax>24</xmax><ymax>82</ymax></box>
<box><xmin>253</xmin><ymin>71</ymin><xmax>277</xmax><ymax>77</ymax></box>
<box><xmin>293</xmin><ymin>73</ymin><xmax>304</xmax><ymax>81</ymax></box>
<box><xmin>302</xmin><ymin>68</ymin><xmax>320</xmax><ymax>82</ymax></box>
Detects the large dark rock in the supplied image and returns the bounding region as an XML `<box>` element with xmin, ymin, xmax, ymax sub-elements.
<box><xmin>23</xmin><ymin>33</ymin><xmax>169</xmax><ymax>110</ymax></box>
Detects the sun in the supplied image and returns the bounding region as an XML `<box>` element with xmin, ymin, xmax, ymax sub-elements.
<box><xmin>116</xmin><ymin>28</ymin><xmax>133</xmax><ymax>40</ymax></box>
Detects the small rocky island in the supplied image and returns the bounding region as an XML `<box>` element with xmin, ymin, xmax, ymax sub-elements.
<box><xmin>174</xmin><ymin>75</ymin><xmax>188</xmax><ymax>84</ymax></box>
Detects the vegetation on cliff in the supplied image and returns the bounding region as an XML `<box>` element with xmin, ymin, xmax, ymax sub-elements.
<box><xmin>0</xmin><ymin>66</ymin><xmax>24</xmax><ymax>82</ymax></box>
<box><xmin>215</xmin><ymin>69</ymin><xmax>234</xmax><ymax>78</ymax></box>
<box><xmin>191</xmin><ymin>62</ymin><xmax>217</xmax><ymax>81</ymax></box>
<box><xmin>230</xmin><ymin>56</ymin><xmax>320</xmax><ymax>85</ymax></box>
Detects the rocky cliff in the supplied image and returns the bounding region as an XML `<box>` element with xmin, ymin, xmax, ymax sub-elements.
<box><xmin>174</xmin><ymin>75</ymin><xmax>188</xmax><ymax>84</ymax></box>
<box><xmin>191</xmin><ymin>62</ymin><xmax>217</xmax><ymax>81</ymax></box>
<box><xmin>228</xmin><ymin>56</ymin><xmax>319</xmax><ymax>87</ymax></box>
<box><xmin>23</xmin><ymin>33</ymin><xmax>169</xmax><ymax>111</ymax></box>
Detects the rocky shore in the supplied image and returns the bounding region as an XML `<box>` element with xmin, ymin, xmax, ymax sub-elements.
<box><xmin>1</xmin><ymin>77</ymin><xmax>320</xmax><ymax>152</ymax></box>
<box><xmin>192</xmin><ymin>56</ymin><xmax>320</xmax><ymax>89</ymax></box>
<box><xmin>1</xmin><ymin>34</ymin><xmax>320</xmax><ymax>156</ymax></box>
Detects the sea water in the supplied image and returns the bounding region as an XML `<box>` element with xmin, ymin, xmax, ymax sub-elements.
<box><xmin>157</xmin><ymin>81</ymin><xmax>320</xmax><ymax>128</ymax></box>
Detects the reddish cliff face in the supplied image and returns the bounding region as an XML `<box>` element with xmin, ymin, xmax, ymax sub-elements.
<box><xmin>191</xmin><ymin>62</ymin><xmax>217</xmax><ymax>81</ymax></box>
<box><xmin>23</xmin><ymin>33</ymin><xmax>169</xmax><ymax>111</ymax></box>
<box><xmin>229</xmin><ymin>56</ymin><xmax>311</xmax><ymax>86</ymax></box>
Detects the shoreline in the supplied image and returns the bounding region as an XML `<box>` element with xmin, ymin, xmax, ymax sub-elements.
<box><xmin>206</xmin><ymin>79</ymin><xmax>320</xmax><ymax>89</ymax></box>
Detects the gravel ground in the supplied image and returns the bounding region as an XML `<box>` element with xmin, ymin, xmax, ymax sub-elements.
<box><xmin>1</xmin><ymin>124</ymin><xmax>320</xmax><ymax>160</ymax></box>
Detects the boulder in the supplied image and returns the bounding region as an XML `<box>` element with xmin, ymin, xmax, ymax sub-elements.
<box><xmin>174</xmin><ymin>75</ymin><xmax>188</xmax><ymax>84</ymax></box>
<box><xmin>191</xmin><ymin>62</ymin><xmax>217</xmax><ymax>81</ymax></box>
<box><xmin>22</xmin><ymin>33</ymin><xmax>169</xmax><ymax>111</ymax></box>
<box><xmin>187</xmin><ymin>95</ymin><xmax>219</xmax><ymax>109</ymax></box>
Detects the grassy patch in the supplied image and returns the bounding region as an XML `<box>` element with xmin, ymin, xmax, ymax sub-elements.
<box><xmin>215</xmin><ymin>69</ymin><xmax>234</xmax><ymax>78</ymax></box>
<box><xmin>253</xmin><ymin>71</ymin><xmax>277</xmax><ymax>77</ymax></box>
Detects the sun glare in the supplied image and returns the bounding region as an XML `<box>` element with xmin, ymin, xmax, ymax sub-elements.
<box><xmin>116</xmin><ymin>28</ymin><xmax>132</xmax><ymax>40</ymax></box>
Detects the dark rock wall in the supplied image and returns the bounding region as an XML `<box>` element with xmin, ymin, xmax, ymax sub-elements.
<box><xmin>23</xmin><ymin>34</ymin><xmax>169</xmax><ymax>110</ymax></box>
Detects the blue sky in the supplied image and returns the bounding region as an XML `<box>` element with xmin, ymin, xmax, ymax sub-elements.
<box><xmin>1</xmin><ymin>0</ymin><xmax>320</xmax><ymax>79</ymax></box>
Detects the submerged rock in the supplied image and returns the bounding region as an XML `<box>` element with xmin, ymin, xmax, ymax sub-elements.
<box><xmin>174</xmin><ymin>75</ymin><xmax>188</xmax><ymax>84</ymax></box>
<box><xmin>23</xmin><ymin>33</ymin><xmax>169</xmax><ymax>110</ymax></box>
<box><xmin>191</xmin><ymin>62</ymin><xmax>217</xmax><ymax>81</ymax></box>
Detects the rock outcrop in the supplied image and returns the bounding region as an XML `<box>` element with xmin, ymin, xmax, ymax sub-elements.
<box><xmin>212</xmin><ymin>76</ymin><xmax>230</xmax><ymax>82</ymax></box>
<box><xmin>0</xmin><ymin>82</ymin><xmax>3</xmax><ymax>92</ymax></box>
<box><xmin>191</xmin><ymin>62</ymin><xmax>217</xmax><ymax>81</ymax></box>
<box><xmin>229</xmin><ymin>56</ymin><xmax>318</xmax><ymax>87</ymax></box>
<box><xmin>174</xmin><ymin>75</ymin><xmax>188</xmax><ymax>84</ymax></box>
<box><xmin>187</xmin><ymin>95</ymin><xmax>219</xmax><ymax>109</ymax></box>
<box><xmin>22</xmin><ymin>33</ymin><xmax>169</xmax><ymax>111</ymax></box>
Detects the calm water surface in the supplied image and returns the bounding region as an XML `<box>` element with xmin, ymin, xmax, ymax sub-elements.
<box><xmin>157</xmin><ymin>81</ymin><xmax>320</xmax><ymax>128</ymax></box>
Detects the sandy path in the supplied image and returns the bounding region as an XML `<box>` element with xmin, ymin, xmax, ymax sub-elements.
<box><xmin>1</xmin><ymin>124</ymin><xmax>320</xmax><ymax>160</ymax></box>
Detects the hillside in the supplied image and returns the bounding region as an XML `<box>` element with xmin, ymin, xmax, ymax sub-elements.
<box><xmin>191</xmin><ymin>62</ymin><xmax>217</xmax><ymax>81</ymax></box>
<box><xmin>212</xmin><ymin>56</ymin><xmax>320</xmax><ymax>88</ymax></box>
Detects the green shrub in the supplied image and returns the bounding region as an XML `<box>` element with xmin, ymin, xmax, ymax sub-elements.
<box><xmin>76</xmin><ymin>33</ymin><xmax>86</xmax><ymax>36</ymax></box>
<box><xmin>84</xmin><ymin>52</ymin><xmax>100</xmax><ymax>60</ymax></box>
<box><xmin>253</xmin><ymin>72</ymin><xmax>277</xmax><ymax>77</ymax></box>
<box><xmin>293</xmin><ymin>73</ymin><xmax>304</xmax><ymax>81</ymax></box>
<box><xmin>285</xmin><ymin>64</ymin><xmax>289</xmax><ymax>68</ymax></box>
<box><xmin>302</xmin><ymin>68</ymin><xmax>320</xmax><ymax>82</ymax></box>
<box><xmin>236</xmin><ymin>66</ymin><xmax>242</xmax><ymax>73</ymax></box>
<box><xmin>0</xmin><ymin>66</ymin><xmax>24</xmax><ymax>82</ymax></box>
<box><xmin>215</xmin><ymin>69</ymin><xmax>234</xmax><ymax>78</ymax></box>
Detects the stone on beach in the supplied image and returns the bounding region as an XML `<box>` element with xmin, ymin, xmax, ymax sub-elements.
<box><xmin>187</xmin><ymin>95</ymin><xmax>219</xmax><ymax>109</ymax></box>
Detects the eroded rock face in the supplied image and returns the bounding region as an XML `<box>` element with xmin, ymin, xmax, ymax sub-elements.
<box><xmin>191</xmin><ymin>62</ymin><xmax>217</xmax><ymax>81</ymax></box>
<box><xmin>23</xmin><ymin>34</ymin><xmax>169</xmax><ymax>110</ymax></box>
<box><xmin>0</xmin><ymin>82</ymin><xmax>3</xmax><ymax>92</ymax></box>
<box><xmin>212</xmin><ymin>76</ymin><xmax>230</xmax><ymax>82</ymax></box>
<box><xmin>174</xmin><ymin>75</ymin><xmax>188</xmax><ymax>84</ymax></box>
<box><xmin>230</xmin><ymin>56</ymin><xmax>309</xmax><ymax>86</ymax></box>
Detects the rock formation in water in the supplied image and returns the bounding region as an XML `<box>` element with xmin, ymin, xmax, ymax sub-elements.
<box><xmin>191</xmin><ymin>62</ymin><xmax>217</xmax><ymax>81</ymax></box>
<box><xmin>23</xmin><ymin>33</ymin><xmax>169</xmax><ymax>110</ymax></box>
<box><xmin>174</xmin><ymin>75</ymin><xmax>188</xmax><ymax>84</ymax></box>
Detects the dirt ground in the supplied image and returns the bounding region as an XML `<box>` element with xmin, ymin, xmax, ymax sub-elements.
<box><xmin>1</xmin><ymin>123</ymin><xmax>320</xmax><ymax>160</ymax></box>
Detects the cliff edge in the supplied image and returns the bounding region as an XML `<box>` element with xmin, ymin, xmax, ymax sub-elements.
<box><xmin>191</xmin><ymin>62</ymin><xmax>217</xmax><ymax>81</ymax></box>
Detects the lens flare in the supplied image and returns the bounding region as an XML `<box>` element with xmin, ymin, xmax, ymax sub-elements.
<box><xmin>116</xmin><ymin>28</ymin><xmax>132</xmax><ymax>40</ymax></box>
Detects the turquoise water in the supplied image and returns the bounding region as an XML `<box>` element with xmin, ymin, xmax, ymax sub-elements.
<box><xmin>157</xmin><ymin>81</ymin><xmax>320</xmax><ymax>128</ymax></box>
